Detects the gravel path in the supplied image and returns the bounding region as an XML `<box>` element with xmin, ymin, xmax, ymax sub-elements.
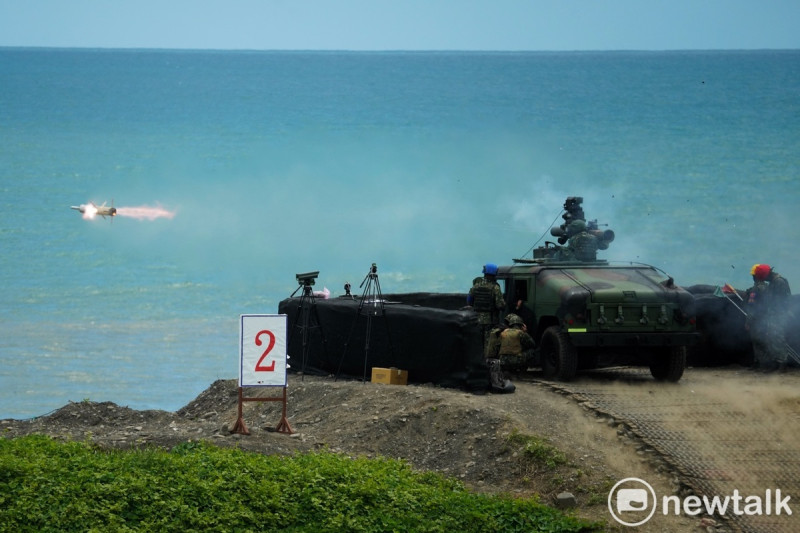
<box><xmin>540</xmin><ymin>367</ymin><xmax>800</xmax><ymax>533</ymax></box>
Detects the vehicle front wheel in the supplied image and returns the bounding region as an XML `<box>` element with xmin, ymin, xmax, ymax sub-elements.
<box><xmin>650</xmin><ymin>346</ymin><xmax>686</xmax><ymax>382</ymax></box>
<box><xmin>540</xmin><ymin>326</ymin><xmax>578</xmax><ymax>381</ymax></box>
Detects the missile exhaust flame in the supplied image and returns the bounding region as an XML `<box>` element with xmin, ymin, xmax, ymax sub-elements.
<box><xmin>82</xmin><ymin>203</ymin><xmax>98</xmax><ymax>220</ymax></box>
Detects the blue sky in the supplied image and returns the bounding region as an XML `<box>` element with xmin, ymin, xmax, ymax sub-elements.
<box><xmin>1</xmin><ymin>0</ymin><xmax>798</xmax><ymax>51</ymax></box>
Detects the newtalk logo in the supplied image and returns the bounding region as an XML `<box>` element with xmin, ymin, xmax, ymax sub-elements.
<box><xmin>608</xmin><ymin>478</ymin><xmax>793</xmax><ymax>527</ymax></box>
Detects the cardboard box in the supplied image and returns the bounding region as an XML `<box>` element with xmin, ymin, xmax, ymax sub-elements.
<box><xmin>371</xmin><ymin>367</ymin><xmax>408</xmax><ymax>385</ymax></box>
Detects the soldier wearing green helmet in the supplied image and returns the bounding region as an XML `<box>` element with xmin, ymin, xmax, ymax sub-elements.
<box><xmin>497</xmin><ymin>313</ymin><xmax>535</xmax><ymax>373</ymax></box>
<box><xmin>483</xmin><ymin>313</ymin><xmax>523</xmax><ymax>393</ymax></box>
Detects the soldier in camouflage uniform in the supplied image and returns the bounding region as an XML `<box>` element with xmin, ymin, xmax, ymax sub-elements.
<box><xmin>567</xmin><ymin>219</ymin><xmax>599</xmax><ymax>262</ymax></box>
<box><xmin>553</xmin><ymin>219</ymin><xmax>598</xmax><ymax>262</ymax></box>
<box><xmin>745</xmin><ymin>265</ymin><xmax>769</xmax><ymax>370</ymax></box>
<box><xmin>498</xmin><ymin>313</ymin><xmax>535</xmax><ymax>373</ymax></box>
<box><xmin>467</xmin><ymin>263</ymin><xmax>505</xmax><ymax>344</ymax></box>
<box><xmin>484</xmin><ymin>319</ymin><xmax>507</xmax><ymax>360</ymax></box>
<box><xmin>484</xmin><ymin>314</ymin><xmax>519</xmax><ymax>393</ymax></box>
<box><xmin>748</xmin><ymin>264</ymin><xmax>792</xmax><ymax>372</ymax></box>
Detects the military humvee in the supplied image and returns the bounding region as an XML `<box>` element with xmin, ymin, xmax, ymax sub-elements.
<box><xmin>495</xmin><ymin>197</ymin><xmax>699</xmax><ymax>382</ymax></box>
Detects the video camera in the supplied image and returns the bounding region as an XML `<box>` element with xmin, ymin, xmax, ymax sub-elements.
<box><xmin>296</xmin><ymin>271</ymin><xmax>319</xmax><ymax>286</ymax></box>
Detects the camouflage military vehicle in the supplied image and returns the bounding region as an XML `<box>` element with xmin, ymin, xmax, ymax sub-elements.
<box><xmin>496</xmin><ymin>197</ymin><xmax>698</xmax><ymax>382</ymax></box>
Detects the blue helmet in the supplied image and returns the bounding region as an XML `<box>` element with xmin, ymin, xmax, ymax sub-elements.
<box><xmin>483</xmin><ymin>263</ymin><xmax>499</xmax><ymax>276</ymax></box>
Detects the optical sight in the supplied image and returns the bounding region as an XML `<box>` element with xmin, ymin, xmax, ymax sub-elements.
<box><xmin>296</xmin><ymin>271</ymin><xmax>319</xmax><ymax>286</ymax></box>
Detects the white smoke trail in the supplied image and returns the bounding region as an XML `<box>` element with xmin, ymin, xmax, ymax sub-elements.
<box><xmin>116</xmin><ymin>205</ymin><xmax>176</xmax><ymax>221</ymax></box>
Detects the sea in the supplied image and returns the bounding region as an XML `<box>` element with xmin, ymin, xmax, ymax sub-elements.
<box><xmin>1</xmin><ymin>48</ymin><xmax>798</xmax><ymax>419</ymax></box>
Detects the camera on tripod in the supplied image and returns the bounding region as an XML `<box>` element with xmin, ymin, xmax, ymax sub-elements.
<box><xmin>296</xmin><ymin>271</ymin><xmax>319</xmax><ymax>286</ymax></box>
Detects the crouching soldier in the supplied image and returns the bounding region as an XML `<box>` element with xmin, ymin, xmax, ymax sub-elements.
<box><xmin>484</xmin><ymin>315</ymin><xmax>514</xmax><ymax>393</ymax></box>
<box><xmin>498</xmin><ymin>314</ymin><xmax>535</xmax><ymax>373</ymax></box>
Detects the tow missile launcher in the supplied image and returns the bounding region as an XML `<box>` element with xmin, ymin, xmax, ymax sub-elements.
<box><xmin>496</xmin><ymin>197</ymin><xmax>698</xmax><ymax>382</ymax></box>
<box><xmin>533</xmin><ymin>196</ymin><xmax>615</xmax><ymax>261</ymax></box>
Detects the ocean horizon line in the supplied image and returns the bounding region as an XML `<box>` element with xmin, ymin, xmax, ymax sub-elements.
<box><xmin>2</xmin><ymin>45</ymin><xmax>798</xmax><ymax>55</ymax></box>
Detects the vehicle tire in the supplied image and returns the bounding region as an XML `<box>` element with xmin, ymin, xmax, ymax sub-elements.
<box><xmin>650</xmin><ymin>346</ymin><xmax>686</xmax><ymax>382</ymax></box>
<box><xmin>541</xmin><ymin>326</ymin><xmax>578</xmax><ymax>381</ymax></box>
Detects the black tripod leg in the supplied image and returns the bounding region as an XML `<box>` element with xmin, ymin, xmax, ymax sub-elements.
<box><xmin>310</xmin><ymin>301</ymin><xmax>329</xmax><ymax>363</ymax></box>
<box><xmin>288</xmin><ymin>290</ymin><xmax>318</xmax><ymax>379</ymax></box>
<box><xmin>373</xmin><ymin>276</ymin><xmax>394</xmax><ymax>357</ymax></box>
<box><xmin>362</xmin><ymin>310</ymin><xmax>374</xmax><ymax>382</ymax></box>
<box><xmin>336</xmin><ymin>296</ymin><xmax>367</xmax><ymax>380</ymax></box>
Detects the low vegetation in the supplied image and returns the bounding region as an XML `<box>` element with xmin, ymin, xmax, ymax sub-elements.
<box><xmin>507</xmin><ymin>430</ymin><xmax>568</xmax><ymax>470</ymax></box>
<box><xmin>0</xmin><ymin>435</ymin><xmax>599</xmax><ymax>532</ymax></box>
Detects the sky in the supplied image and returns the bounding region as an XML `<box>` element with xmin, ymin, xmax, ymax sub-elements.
<box><xmin>0</xmin><ymin>0</ymin><xmax>798</xmax><ymax>51</ymax></box>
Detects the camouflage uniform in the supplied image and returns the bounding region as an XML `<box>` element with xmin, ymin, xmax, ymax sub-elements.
<box><xmin>469</xmin><ymin>275</ymin><xmax>505</xmax><ymax>344</ymax></box>
<box><xmin>552</xmin><ymin>219</ymin><xmax>599</xmax><ymax>262</ymax></box>
<box><xmin>569</xmin><ymin>231</ymin><xmax>599</xmax><ymax>262</ymax></box>
<box><xmin>484</xmin><ymin>315</ymin><xmax>521</xmax><ymax>392</ymax></box>
<box><xmin>745</xmin><ymin>281</ymin><xmax>768</xmax><ymax>368</ymax></box>
<box><xmin>470</xmin><ymin>276</ymin><xmax>504</xmax><ymax>325</ymax></box>
<box><xmin>498</xmin><ymin>315</ymin><xmax>535</xmax><ymax>372</ymax></box>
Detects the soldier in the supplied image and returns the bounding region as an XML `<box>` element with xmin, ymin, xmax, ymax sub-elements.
<box><xmin>745</xmin><ymin>264</ymin><xmax>769</xmax><ymax>370</ymax></box>
<box><xmin>484</xmin><ymin>314</ymin><xmax>518</xmax><ymax>393</ymax></box>
<box><xmin>553</xmin><ymin>219</ymin><xmax>598</xmax><ymax>262</ymax></box>
<box><xmin>484</xmin><ymin>318</ymin><xmax>507</xmax><ymax>360</ymax></box>
<box><xmin>467</xmin><ymin>263</ymin><xmax>505</xmax><ymax>344</ymax></box>
<box><xmin>498</xmin><ymin>313</ymin><xmax>535</xmax><ymax>373</ymax></box>
<box><xmin>567</xmin><ymin>219</ymin><xmax>599</xmax><ymax>262</ymax></box>
<box><xmin>759</xmin><ymin>264</ymin><xmax>792</xmax><ymax>372</ymax></box>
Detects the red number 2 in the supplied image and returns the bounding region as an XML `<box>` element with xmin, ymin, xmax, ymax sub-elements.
<box><xmin>254</xmin><ymin>329</ymin><xmax>276</xmax><ymax>372</ymax></box>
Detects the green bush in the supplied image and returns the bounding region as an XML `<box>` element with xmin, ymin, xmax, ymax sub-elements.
<box><xmin>0</xmin><ymin>435</ymin><xmax>599</xmax><ymax>532</ymax></box>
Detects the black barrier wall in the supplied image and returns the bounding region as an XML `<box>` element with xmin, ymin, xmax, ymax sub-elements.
<box><xmin>685</xmin><ymin>286</ymin><xmax>800</xmax><ymax>367</ymax></box>
<box><xmin>278</xmin><ymin>295</ymin><xmax>488</xmax><ymax>390</ymax></box>
<box><xmin>279</xmin><ymin>289</ymin><xmax>800</xmax><ymax>389</ymax></box>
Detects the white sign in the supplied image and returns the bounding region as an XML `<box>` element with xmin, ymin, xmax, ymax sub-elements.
<box><xmin>239</xmin><ymin>314</ymin><xmax>288</xmax><ymax>387</ymax></box>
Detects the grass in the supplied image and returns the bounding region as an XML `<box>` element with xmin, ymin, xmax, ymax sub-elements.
<box><xmin>0</xmin><ymin>435</ymin><xmax>600</xmax><ymax>533</ymax></box>
<box><xmin>506</xmin><ymin>430</ymin><xmax>617</xmax><ymax>512</ymax></box>
<box><xmin>507</xmin><ymin>430</ymin><xmax>568</xmax><ymax>470</ymax></box>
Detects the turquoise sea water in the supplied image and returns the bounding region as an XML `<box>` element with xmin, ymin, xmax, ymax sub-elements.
<box><xmin>1</xmin><ymin>48</ymin><xmax>798</xmax><ymax>418</ymax></box>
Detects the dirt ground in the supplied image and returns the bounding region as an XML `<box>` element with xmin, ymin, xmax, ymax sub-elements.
<box><xmin>4</xmin><ymin>366</ymin><xmax>798</xmax><ymax>532</ymax></box>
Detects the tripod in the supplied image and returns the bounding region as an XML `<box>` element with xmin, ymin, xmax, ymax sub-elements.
<box><xmin>288</xmin><ymin>280</ymin><xmax>327</xmax><ymax>378</ymax></box>
<box><xmin>338</xmin><ymin>263</ymin><xmax>394</xmax><ymax>382</ymax></box>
